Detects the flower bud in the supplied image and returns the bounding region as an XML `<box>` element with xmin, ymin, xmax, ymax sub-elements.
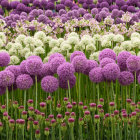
<box><xmin>45</xmin><ymin>118</ymin><xmax>50</xmax><ymax>126</ymax></box>
<box><xmin>48</xmin><ymin>114</ymin><xmax>54</xmax><ymax>120</ymax></box>
<box><xmin>109</xmin><ymin>102</ymin><xmax>115</xmax><ymax>111</ymax></box>
<box><xmin>56</xmin><ymin>103</ymin><xmax>61</xmax><ymax>112</ymax></box>
<box><xmin>22</xmin><ymin>111</ymin><xmax>27</xmax><ymax>119</ymax></box>
<box><xmin>47</xmin><ymin>96</ymin><xmax>52</xmax><ymax>104</ymax></box>
<box><xmin>131</xmin><ymin>112</ymin><xmax>137</xmax><ymax>121</ymax></box>
<box><xmin>72</xmin><ymin>102</ymin><xmax>77</xmax><ymax>108</ymax></box>
<box><xmin>44</xmin><ymin>127</ymin><xmax>49</xmax><ymax>136</ymax></box>
<box><xmin>78</xmin><ymin>118</ymin><xmax>84</xmax><ymax>125</ymax></box>
<box><xmin>99</xmin><ymin>98</ymin><xmax>104</xmax><ymax>105</ymax></box>
<box><xmin>0</xmin><ymin>122</ymin><xmax>3</xmax><ymax>132</ymax></box>
<box><xmin>9</xmin><ymin>119</ymin><xmax>15</xmax><ymax>128</ymax></box>
<box><xmin>64</xmin><ymin>97</ymin><xmax>69</xmax><ymax>105</ymax></box>
<box><xmin>3</xmin><ymin>112</ymin><xmax>8</xmax><ymax>121</ymax></box>
<box><xmin>94</xmin><ymin>115</ymin><xmax>100</xmax><ymax>123</ymax></box>
<box><xmin>71</xmin><ymin>112</ymin><xmax>76</xmax><ymax>119</ymax></box>
<box><xmin>84</xmin><ymin>111</ymin><xmax>91</xmax><ymax>121</ymax></box>
<box><xmin>131</xmin><ymin>102</ymin><xmax>136</xmax><ymax>111</ymax></box>
<box><xmin>89</xmin><ymin>103</ymin><xmax>96</xmax><ymax>111</ymax></box>
<box><xmin>28</xmin><ymin>117</ymin><xmax>34</xmax><ymax>124</ymax></box>
<box><xmin>65</xmin><ymin>112</ymin><xmax>70</xmax><ymax>120</ymax></box>
<box><xmin>33</xmin><ymin>121</ymin><xmax>39</xmax><ymax>129</ymax></box>
<box><xmin>67</xmin><ymin>104</ymin><xmax>73</xmax><ymax>112</ymax></box>
<box><xmin>61</xmin><ymin>123</ymin><xmax>67</xmax><ymax>132</ymax></box>
<box><xmin>1</xmin><ymin>105</ymin><xmax>6</xmax><ymax>113</ymax></box>
<box><xmin>78</xmin><ymin>102</ymin><xmax>83</xmax><ymax>109</ymax></box>
<box><xmin>27</xmin><ymin>99</ymin><xmax>33</xmax><ymax>107</ymax></box>
<box><xmin>97</xmin><ymin>104</ymin><xmax>103</xmax><ymax>110</ymax></box>
<box><xmin>57</xmin><ymin>114</ymin><xmax>63</xmax><ymax>123</ymax></box>
<box><xmin>51</xmin><ymin>119</ymin><xmax>56</xmax><ymax>127</ymax></box>
<box><xmin>99</xmin><ymin>109</ymin><xmax>104</xmax><ymax>118</ymax></box>
<box><xmin>13</xmin><ymin>101</ymin><xmax>19</xmax><ymax>108</ymax></box>
<box><xmin>40</xmin><ymin>102</ymin><xmax>46</xmax><ymax>111</ymax></box>
<box><xmin>68</xmin><ymin>118</ymin><xmax>75</xmax><ymax>127</ymax></box>
<box><xmin>28</xmin><ymin>106</ymin><xmax>34</xmax><ymax>116</ymax></box>
<box><xmin>18</xmin><ymin>106</ymin><xmax>24</xmax><ymax>113</ymax></box>
<box><xmin>35</xmin><ymin>129</ymin><xmax>40</xmax><ymax>139</ymax></box>
<box><xmin>122</xmin><ymin>113</ymin><xmax>128</xmax><ymax>122</ymax></box>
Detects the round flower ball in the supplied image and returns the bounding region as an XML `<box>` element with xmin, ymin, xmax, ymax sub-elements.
<box><xmin>138</xmin><ymin>74</ymin><xmax>140</xmax><ymax>84</ymax></box>
<box><xmin>0</xmin><ymin>52</ymin><xmax>10</xmax><ymax>67</ymax></box>
<box><xmin>26</xmin><ymin>58</ymin><xmax>43</xmax><ymax>75</ymax></box>
<box><xmin>20</xmin><ymin>60</ymin><xmax>29</xmax><ymax>74</ymax></box>
<box><xmin>49</xmin><ymin>57</ymin><xmax>66</xmax><ymax>74</ymax></box>
<box><xmin>117</xmin><ymin>51</ymin><xmax>131</xmax><ymax>71</ymax></box>
<box><xmin>100</xmin><ymin>58</ymin><xmax>115</xmax><ymax>68</ymax></box>
<box><xmin>57</xmin><ymin>62</ymin><xmax>75</xmax><ymax>80</ymax></box>
<box><xmin>27</xmin><ymin>55</ymin><xmax>42</xmax><ymax>61</ymax></box>
<box><xmin>72</xmin><ymin>56</ymin><xmax>87</xmax><ymax>73</ymax></box>
<box><xmin>0</xmin><ymin>86</ymin><xmax>6</xmax><ymax>96</ymax></box>
<box><xmin>84</xmin><ymin>60</ymin><xmax>98</xmax><ymax>75</ymax></box>
<box><xmin>16</xmin><ymin>74</ymin><xmax>33</xmax><ymax>90</ymax></box>
<box><xmin>99</xmin><ymin>48</ymin><xmax>116</xmax><ymax>62</ymax></box>
<box><xmin>59</xmin><ymin>75</ymin><xmax>76</xmax><ymax>89</ymax></box>
<box><xmin>89</xmin><ymin>67</ymin><xmax>104</xmax><ymax>83</ymax></box>
<box><xmin>41</xmin><ymin>76</ymin><xmax>59</xmax><ymax>93</ymax></box>
<box><xmin>126</xmin><ymin>55</ymin><xmax>140</xmax><ymax>72</ymax></box>
<box><xmin>0</xmin><ymin>70</ymin><xmax>15</xmax><ymax>87</ymax></box>
<box><xmin>102</xmin><ymin>63</ymin><xmax>120</xmax><ymax>81</ymax></box>
<box><xmin>70</xmin><ymin>51</ymin><xmax>86</xmax><ymax>62</ymax></box>
<box><xmin>118</xmin><ymin>71</ymin><xmax>134</xmax><ymax>86</ymax></box>
<box><xmin>48</xmin><ymin>53</ymin><xmax>64</xmax><ymax>63</ymax></box>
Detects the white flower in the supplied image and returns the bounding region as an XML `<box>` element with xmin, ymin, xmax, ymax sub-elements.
<box><xmin>5</xmin><ymin>42</ymin><xmax>14</xmax><ymax>50</ymax></box>
<box><xmin>74</xmin><ymin>43</ymin><xmax>85</xmax><ymax>51</ymax></box>
<box><xmin>93</xmin><ymin>34</ymin><xmax>101</xmax><ymax>42</ymax></box>
<box><xmin>114</xmin><ymin>34</ymin><xmax>124</xmax><ymax>43</ymax></box>
<box><xmin>51</xmin><ymin>47</ymin><xmax>61</xmax><ymax>53</ymax></box>
<box><xmin>68</xmin><ymin>32</ymin><xmax>79</xmax><ymax>39</ymax></box>
<box><xmin>129</xmin><ymin>51</ymin><xmax>136</xmax><ymax>55</ymax></box>
<box><xmin>131</xmin><ymin>32</ymin><xmax>140</xmax><ymax>39</ymax></box>
<box><xmin>9</xmin><ymin>47</ymin><xmax>17</xmax><ymax>55</ymax></box>
<box><xmin>34</xmin><ymin>31</ymin><xmax>46</xmax><ymax>43</ymax></box>
<box><xmin>34</xmin><ymin>39</ymin><xmax>44</xmax><ymax>48</ymax></box>
<box><xmin>67</xmin><ymin>36</ymin><xmax>79</xmax><ymax>46</ymax></box>
<box><xmin>43</xmin><ymin>56</ymin><xmax>49</xmax><ymax>63</ymax></box>
<box><xmin>13</xmin><ymin>43</ymin><xmax>23</xmax><ymax>50</ymax></box>
<box><xmin>86</xmin><ymin>43</ymin><xmax>96</xmax><ymax>52</ymax></box>
<box><xmin>121</xmin><ymin>41</ymin><xmax>132</xmax><ymax>51</ymax></box>
<box><xmin>15</xmin><ymin>34</ymin><xmax>26</xmax><ymax>44</ymax></box>
<box><xmin>19</xmin><ymin>47</ymin><xmax>30</xmax><ymax>57</ymax></box>
<box><xmin>44</xmin><ymin>36</ymin><xmax>52</xmax><ymax>44</ymax></box>
<box><xmin>106</xmin><ymin>33</ymin><xmax>115</xmax><ymax>41</ymax></box>
<box><xmin>49</xmin><ymin>39</ymin><xmax>59</xmax><ymax>48</ymax></box>
<box><xmin>131</xmin><ymin>37</ymin><xmax>140</xmax><ymax>48</ymax></box>
<box><xmin>89</xmin><ymin>52</ymin><xmax>100</xmax><ymax>61</ymax></box>
<box><xmin>24</xmin><ymin>37</ymin><xmax>35</xmax><ymax>50</ymax></box>
<box><xmin>58</xmin><ymin>38</ymin><xmax>65</xmax><ymax>45</ymax></box>
<box><xmin>0</xmin><ymin>32</ymin><xmax>6</xmax><ymax>43</ymax></box>
<box><xmin>61</xmin><ymin>42</ymin><xmax>72</xmax><ymax>52</ymax></box>
<box><xmin>0</xmin><ymin>39</ymin><xmax>4</xmax><ymax>48</ymax></box>
<box><xmin>113</xmin><ymin>46</ymin><xmax>124</xmax><ymax>55</ymax></box>
<box><xmin>121</xmin><ymin>12</ymin><xmax>131</xmax><ymax>22</ymax></box>
<box><xmin>81</xmin><ymin>35</ymin><xmax>93</xmax><ymax>46</ymax></box>
<box><xmin>34</xmin><ymin>47</ymin><xmax>45</xmax><ymax>55</ymax></box>
<box><xmin>101</xmin><ymin>39</ymin><xmax>111</xmax><ymax>48</ymax></box>
<box><xmin>10</xmin><ymin>55</ymin><xmax>20</xmax><ymax>65</ymax></box>
<box><xmin>25</xmin><ymin>52</ymin><xmax>35</xmax><ymax>59</ymax></box>
<box><xmin>0</xmin><ymin>49</ymin><xmax>8</xmax><ymax>53</ymax></box>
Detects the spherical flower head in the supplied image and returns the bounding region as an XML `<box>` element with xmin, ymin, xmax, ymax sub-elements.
<box><xmin>83</xmin><ymin>13</ymin><xmax>92</xmax><ymax>20</ymax></box>
<box><xmin>114</xmin><ymin>34</ymin><xmax>124</xmax><ymax>43</ymax></box>
<box><xmin>111</xmin><ymin>9</ymin><xmax>119</xmax><ymax>18</ymax></box>
<box><xmin>0</xmin><ymin>70</ymin><xmax>15</xmax><ymax>87</ymax></box>
<box><xmin>20</xmin><ymin>60</ymin><xmax>28</xmax><ymax>74</ymax></box>
<box><xmin>41</xmin><ymin>76</ymin><xmax>59</xmax><ymax>93</ymax></box>
<box><xmin>48</xmin><ymin>53</ymin><xmax>64</xmax><ymax>63</ymax></box>
<box><xmin>0</xmin><ymin>86</ymin><xmax>6</xmax><ymax>96</ymax></box>
<box><xmin>72</xmin><ymin>56</ymin><xmax>87</xmax><ymax>73</ymax></box>
<box><xmin>127</xmin><ymin>6</ymin><xmax>136</xmax><ymax>13</ymax></box>
<box><xmin>91</xmin><ymin>8</ymin><xmax>98</xmax><ymax>15</ymax></box>
<box><xmin>49</xmin><ymin>57</ymin><xmax>66</xmax><ymax>74</ymax></box>
<box><xmin>118</xmin><ymin>71</ymin><xmax>134</xmax><ymax>86</ymax></box>
<box><xmin>99</xmin><ymin>49</ymin><xmax>116</xmax><ymax>62</ymax></box>
<box><xmin>27</xmin><ymin>55</ymin><xmax>42</xmax><ymax>61</ymax></box>
<box><xmin>89</xmin><ymin>67</ymin><xmax>104</xmax><ymax>83</ymax></box>
<box><xmin>100</xmin><ymin>58</ymin><xmax>115</xmax><ymax>68</ymax></box>
<box><xmin>45</xmin><ymin>10</ymin><xmax>53</xmax><ymax>17</ymax></box>
<box><xmin>26</xmin><ymin>59</ymin><xmax>43</xmax><ymax>75</ymax></box>
<box><xmin>57</xmin><ymin>62</ymin><xmax>75</xmax><ymax>80</ymax></box>
<box><xmin>126</xmin><ymin>55</ymin><xmax>140</xmax><ymax>72</ymax></box>
<box><xmin>138</xmin><ymin>74</ymin><xmax>140</xmax><ymax>84</ymax></box>
<box><xmin>0</xmin><ymin>52</ymin><xmax>10</xmax><ymax>67</ymax></box>
<box><xmin>84</xmin><ymin>60</ymin><xmax>98</xmax><ymax>75</ymax></box>
<box><xmin>16</xmin><ymin>74</ymin><xmax>33</xmax><ymax>90</ymax></box>
<box><xmin>70</xmin><ymin>51</ymin><xmax>85</xmax><ymax>63</ymax></box>
<box><xmin>64</xmin><ymin>0</ymin><xmax>73</xmax><ymax>8</ymax></box>
<box><xmin>102</xmin><ymin>63</ymin><xmax>120</xmax><ymax>81</ymax></box>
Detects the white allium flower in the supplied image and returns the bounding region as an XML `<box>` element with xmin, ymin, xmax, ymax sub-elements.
<box><xmin>34</xmin><ymin>47</ymin><xmax>45</xmax><ymax>55</ymax></box>
<box><xmin>131</xmin><ymin>37</ymin><xmax>140</xmax><ymax>48</ymax></box>
<box><xmin>10</xmin><ymin>55</ymin><xmax>20</xmax><ymax>65</ymax></box>
<box><xmin>24</xmin><ymin>37</ymin><xmax>35</xmax><ymax>50</ymax></box>
<box><xmin>51</xmin><ymin>47</ymin><xmax>61</xmax><ymax>53</ymax></box>
<box><xmin>137</xmin><ymin>52</ymin><xmax>140</xmax><ymax>56</ymax></box>
<box><xmin>93</xmin><ymin>34</ymin><xmax>101</xmax><ymax>42</ymax></box>
<box><xmin>58</xmin><ymin>38</ymin><xmax>65</xmax><ymax>45</ymax></box>
<box><xmin>114</xmin><ymin>34</ymin><xmax>124</xmax><ymax>43</ymax></box>
<box><xmin>34</xmin><ymin>31</ymin><xmax>46</xmax><ymax>43</ymax></box>
<box><xmin>131</xmin><ymin>32</ymin><xmax>140</xmax><ymax>39</ymax></box>
<box><xmin>61</xmin><ymin>42</ymin><xmax>72</xmax><ymax>52</ymax></box>
<box><xmin>25</xmin><ymin>52</ymin><xmax>35</xmax><ymax>59</ymax></box>
<box><xmin>74</xmin><ymin>42</ymin><xmax>85</xmax><ymax>51</ymax></box>
<box><xmin>34</xmin><ymin>39</ymin><xmax>44</xmax><ymax>47</ymax></box>
<box><xmin>9</xmin><ymin>47</ymin><xmax>17</xmax><ymax>55</ymax></box>
<box><xmin>19</xmin><ymin>47</ymin><xmax>30</xmax><ymax>57</ymax></box>
<box><xmin>89</xmin><ymin>52</ymin><xmax>100</xmax><ymax>61</ymax></box>
<box><xmin>113</xmin><ymin>46</ymin><xmax>124</xmax><ymax>55</ymax></box>
<box><xmin>43</xmin><ymin>56</ymin><xmax>49</xmax><ymax>63</ymax></box>
<box><xmin>44</xmin><ymin>36</ymin><xmax>52</xmax><ymax>44</ymax></box>
<box><xmin>0</xmin><ymin>39</ymin><xmax>4</xmax><ymax>48</ymax></box>
<box><xmin>0</xmin><ymin>32</ymin><xmax>6</xmax><ymax>43</ymax></box>
<box><xmin>15</xmin><ymin>34</ymin><xmax>26</xmax><ymax>44</ymax></box>
<box><xmin>121</xmin><ymin>41</ymin><xmax>132</xmax><ymax>51</ymax></box>
<box><xmin>0</xmin><ymin>49</ymin><xmax>8</xmax><ymax>53</ymax></box>
<box><xmin>67</xmin><ymin>36</ymin><xmax>79</xmax><ymax>46</ymax></box>
<box><xmin>106</xmin><ymin>33</ymin><xmax>115</xmax><ymax>41</ymax></box>
<box><xmin>81</xmin><ymin>36</ymin><xmax>93</xmax><ymax>46</ymax></box>
<box><xmin>49</xmin><ymin>39</ymin><xmax>59</xmax><ymax>48</ymax></box>
<box><xmin>68</xmin><ymin>32</ymin><xmax>79</xmax><ymax>39</ymax></box>
<box><xmin>86</xmin><ymin>43</ymin><xmax>96</xmax><ymax>52</ymax></box>
<box><xmin>121</xmin><ymin>12</ymin><xmax>131</xmax><ymax>22</ymax></box>
<box><xmin>13</xmin><ymin>43</ymin><xmax>23</xmax><ymax>50</ymax></box>
<box><xmin>5</xmin><ymin>42</ymin><xmax>14</xmax><ymax>50</ymax></box>
<box><xmin>101</xmin><ymin>39</ymin><xmax>111</xmax><ymax>48</ymax></box>
<box><xmin>129</xmin><ymin>51</ymin><xmax>136</xmax><ymax>55</ymax></box>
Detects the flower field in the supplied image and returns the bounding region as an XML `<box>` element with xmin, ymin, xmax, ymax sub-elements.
<box><xmin>0</xmin><ymin>0</ymin><xmax>140</xmax><ymax>140</ymax></box>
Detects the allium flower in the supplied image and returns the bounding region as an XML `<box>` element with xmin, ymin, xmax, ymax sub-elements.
<box><xmin>89</xmin><ymin>67</ymin><xmax>104</xmax><ymax>83</ymax></box>
<box><xmin>26</xmin><ymin>59</ymin><xmax>43</xmax><ymax>75</ymax></box>
<box><xmin>99</xmin><ymin>49</ymin><xmax>116</xmax><ymax>62</ymax></box>
<box><xmin>126</xmin><ymin>55</ymin><xmax>140</xmax><ymax>72</ymax></box>
<box><xmin>72</xmin><ymin>56</ymin><xmax>87</xmax><ymax>73</ymax></box>
<box><xmin>9</xmin><ymin>56</ymin><xmax>20</xmax><ymax>65</ymax></box>
<box><xmin>121</xmin><ymin>41</ymin><xmax>132</xmax><ymax>51</ymax></box>
<box><xmin>84</xmin><ymin>60</ymin><xmax>98</xmax><ymax>75</ymax></box>
<box><xmin>34</xmin><ymin>47</ymin><xmax>45</xmax><ymax>55</ymax></box>
<box><xmin>102</xmin><ymin>63</ymin><xmax>120</xmax><ymax>81</ymax></box>
<box><xmin>41</xmin><ymin>76</ymin><xmax>59</xmax><ymax>93</ymax></box>
<box><xmin>0</xmin><ymin>70</ymin><xmax>15</xmax><ymax>87</ymax></box>
<box><xmin>70</xmin><ymin>51</ymin><xmax>85</xmax><ymax>62</ymax></box>
<box><xmin>0</xmin><ymin>86</ymin><xmax>6</xmax><ymax>95</ymax></box>
<box><xmin>0</xmin><ymin>52</ymin><xmax>10</xmax><ymax>67</ymax></box>
<box><xmin>59</xmin><ymin>75</ymin><xmax>76</xmax><ymax>89</ymax></box>
<box><xmin>34</xmin><ymin>31</ymin><xmax>46</xmax><ymax>43</ymax></box>
<box><xmin>91</xmin><ymin>8</ymin><xmax>98</xmax><ymax>15</ymax></box>
<box><xmin>49</xmin><ymin>39</ymin><xmax>59</xmax><ymax>48</ymax></box>
<box><xmin>20</xmin><ymin>60</ymin><xmax>28</xmax><ymax>74</ymax></box>
<box><xmin>57</xmin><ymin>62</ymin><xmax>75</xmax><ymax>80</ymax></box>
<box><xmin>138</xmin><ymin>74</ymin><xmax>140</xmax><ymax>84</ymax></box>
<box><xmin>27</xmin><ymin>55</ymin><xmax>42</xmax><ymax>61</ymax></box>
<box><xmin>0</xmin><ymin>32</ymin><xmax>6</xmax><ymax>43</ymax></box>
<box><xmin>15</xmin><ymin>34</ymin><xmax>26</xmax><ymax>44</ymax></box>
<box><xmin>118</xmin><ymin>71</ymin><xmax>134</xmax><ymax>86</ymax></box>
<box><xmin>131</xmin><ymin>37</ymin><xmax>140</xmax><ymax>49</ymax></box>
<box><xmin>100</xmin><ymin>58</ymin><xmax>115</xmax><ymax>68</ymax></box>
<box><xmin>48</xmin><ymin>53</ymin><xmax>64</xmax><ymax>63</ymax></box>
<box><xmin>16</xmin><ymin>74</ymin><xmax>33</xmax><ymax>90</ymax></box>
<box><xmin>121</xmin><ymin>12</ymin><xmax>131</xmax><ymax>22</ymax></box>
<box><xmin>114</xmin><ymin>34</ymin><xmax>124</xmax><ymax>43</ymax></box>
<box><xmin>101</xmin><ymin>39</ymin><xmax>111</xmax><ymax>48</ymax></box>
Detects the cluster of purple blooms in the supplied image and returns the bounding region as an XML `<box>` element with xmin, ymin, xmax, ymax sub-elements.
<box><xmin>0</xmin><ymin>48</ymin><xmax>140</xmax><ymax>95</ymax></box>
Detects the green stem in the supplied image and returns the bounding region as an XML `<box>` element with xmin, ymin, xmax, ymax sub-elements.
<box><xmin>59</xmin><ymin>124</ymin><xmax>62</xmax><ymax>140</ymax></box>
<box><xmin>97</xmin><ymin>84</ymin><xmax>100</xmax><ymax>104</ymax></box>
<box><xmin>67</xmin><ymin>80</ymin><xmax>71</xmax><ymax>102</ymax></box>
<box><xmin>70</xmin><ymin>127</ymin><xmax>74</xmax><ymax>140</ymax></box>
<box><xmin>6</xmin><ymin>87</ymin><xmax>9</xmax><ymax>113</ymax></box>
<box><xmin>35</xmin><ymin>75</ymin><xmax>38</xmax><ymax>109</ymax></box>
<box><xmin>24</xmin><ymin>90</ymin><xmax>26</xmax><ymax>110</ymax></box>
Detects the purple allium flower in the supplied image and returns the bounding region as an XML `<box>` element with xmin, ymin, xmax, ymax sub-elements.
<box><xmin>126</xmin><ymin>55</ymin><xmax>140</xmax><ymax>72</ymax></box>
<box><xmin>127</xmin><ymin>6</ymin><xmax>136</xmax><ymax>13</ymax></box>
<box><xmin>16</xmin><ymin>74</ymin><xmax>33</xmax><ymax>90</ymax></box>
<box><xmin>27</xmin><ymin>55</ymin><xmax>42</xmax><ymax>61</ymax></box>
<box><xmin>121</xmin><ymin>5</ymin><xmax>128</xmax><ymax>12</ymax></box>
<box><xmin>48</xmin><ymin>53</ymin><xmax>65</xmax><ymax>63</ymax></box>
<box><xmin>91</xmin><ymin>8</ymin><xmax>98</xmax><ymax>15</ymax></box>
<box><xmin>10</xmin><ymin>1</ymin><xmax>20</xmax><ymax>9</ymax></box>
<box><xmin>78</xmin><ymin>0</ymin><xmax>85</xmax><ymax>4</ymax></box>
<box><xmin>0</xmin><ymin>52</ymin><xmax>10</xmax><ymax>67</ymax></box>
<box><xmin>26</xmin><ymin>59</ymin><xmax>43</xmax><ymax>75</ymax></box>
<box><xmin>49</xmin><ymin>57</ymin><xmax>66</xmax><ymax>74</ymax></box>
<box><xmin>100</xmin><ymin>58</ymin><xmax>115</xmax><ymax>68</ymax></box>
<box><xmin>33</xmin><ymin>0</ymin><xmax>40</xmax><ymax>7</ymax></box>
<box><xmin>118</xmin><ymin>71</ymin><xmax>134</xmax><ymax>86</ymax></box>
<box><xmin>59</xmin><ymin>75</ymin><xmax>76</xmax><ymax>89</ymax></box>
<box><xmin>5</xmin><ymin>65</ymin><xmax>21</xmax><ymax>78</ymax></box>
<box><xmin>99</xmin><ymin>49</ymin><xmax>116</xmax><ymax>62</ymax></box>
<box><xmin>100</xmin><ymin>2</ymin><xmax>109</xmax><ymax>8</ymax></box>
<box><xmin>78</xmin><ymin>8</ymin><xmax>86</xmax><ymax>16</ymax></box>
<box><xmin>102</xmin><ymin>63</ymin><xmax>120</xmax><ymax>81</ymax></box>
<box><xmin>45</xmin><ymin>10</ymin><xmax>53</xmax><ymax>17</ymax></box>
<box><xmin>57</xmin><ymin>62</ymin><xmax>75</xmax><ymax>80</ymax></box>
<box><xmin>0</xmin><ymin>86</ymin><xmax>6</xmax><ymax>95</ymax></box>
<box><xmin>116</xmin><ymin>0</ymin><xmax>125</xmax><ymax>7</ymax></box>
<box><xmin>16</xmin><ymin>3</ymin><xmax>26</xmax><ymax>11</ymax></box>
<box><xmin>30</xmin><ymin>9</ymin><xmax>39</xmax><ymax>17</ymax></box>
<box><xmin>1</xmin><ymin>0</ymin><xmax>9</xmax><ymax>9</ymax></box>
<box><xmin>83</xmin><ymin>3</ymin><xmax>89</xmax><ymax>9</ymax></box>
<box><xmin>47</xmin><ymin>2</ymin><xmax>55</xmax><ymax>10</ymax></box>
<box><xmin>38</xmin><ymin>15</ymin><xmax>48</xmax><ymax>24</ymax></box>
<box><xmin>0</xmin><ymin>70</ymin><xmax>15</xmax><ymax>87</ymax></box>
<box><xmin>56</xmin><ymin>4</ymin><xmax>65</xmax><ymax>12</ymax></box>
<box><xmin>70</xmin><ymin>51</ymin><xmax>85</xmax><ymax>63</ymax></box>
<box><xmin>83</xmin><ymin>13</ymin><xmax>92</xmax><ymax>20</ymax></box>
<box><xmin>111</xmin><ymin>9</ymin><xmax>119</xmax><ymax>18</ymax></box>
<box><xmin>72</xmin><ymin>56</ymin><xmax>87</xmax><ymax>73</ymax></box>
<box><xmin>59</xmin><ymin>9</ymin><xmax>66</xmax><ymax>15</ymax></box>
<box><xmin>89</xmin><ymin>67</ymin><xmax>104</xmax><ymax>83</ymax></box>
<box><xmin>22</xmin><ymin>0</ymin><xmax>30</xmax><ymax>5</ymax></box>
<box><xmin>64</xmin><ymin>0</ymin><xmax>73</xmax><ymax>8</ymax></box>
<box><xmin>99</xmin><ymin>10</ymin><xmax>107</xmax><ymax>20</ymax></box>
<box><xmin>84</xmin><ymin>60</ymin><xmax>98</xmax><ymax>75</ymax></box>
<box><xmin>41</xmin><ymin>76</ymin><xmax>59</xmax><ymax>93</ymax></box>
<box><xmin>20</xmin><ymin>60</ymin><xmax>28</xmax><ymax>74</ymax></box>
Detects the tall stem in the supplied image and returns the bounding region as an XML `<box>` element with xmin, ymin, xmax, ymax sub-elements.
<box><xmin>67</xmin><ymin>80</ymin><xmax>71</xmax><ymax>102</ymax></box>
<box><xmin>24</xmin><ymin>90</ymin><xmax>26</xmax><ymax>110</ymax></box>
<box><xmin>35</xmin><ymin>75</ymin><xmax>38</xmax><ymax>109</ymax></box>
<box><xmin>6</xmin><ymin>87</ymin><xmax>9</xmax><ymax>113</ymax></box>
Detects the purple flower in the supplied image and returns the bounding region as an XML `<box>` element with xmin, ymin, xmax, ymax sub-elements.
<box><xmin>72</xmin><ymin>56</ymin><xmax>87</xmax><ymax>73</ymax></box>
<box><xmin>47</xmin><ymin>2</ymin><xmax>55</xmax><ymax>10</ymax></box>
<box><xmin>41</xmin><ymin>76</ymin><xmax>59</xmax><ymax>93</ymax></box>
<box><xmin>78</xmin><ymin>0</ymin><xmax>85</xmax><ymax>4</ymax></box>
<box><xmin>99</xmin><ymin>49</ymin><xmax>116</xmax><ymax>62</ymax></box>
<box><xmin>100</xmin><ymin>58</ymin><xmax>115</xmax><ymax>68</ymax></box>
<box><xmin>116</xmin><ymin>0</ymin><xmax>125</xmax><ymax>7</ymax></box>
<box><xmin>56</xmin><ymin>4</ymin><xmax>65</xmax><ymax>11</ymax></box>
<box><xmin>99</xmin><ymin>10</ymin><xmax>107</xmax><ymax>20</ymax></box>
<box><xmin>100</xmin><ymin>2</ymin><xmax>109</xmax><ymax>8</ymax></box>
<box><xmin>78</xmin><ymin>8</ymin><xmax>86</xmax><ymax>16</ymax></box>
<box><xmin>109</xmin><ymin>5</ymin><xmax>119</xmax><ymax>11</ymax></box>
<box><xmin>127</xmin><ymin>6</ymin><xmax>136</xmax><ymax>13</ymax></box>
<box><xmin>48</xmin><ymin>53</ymin><xmax>65</xmax><ymax>63</ymax></box>
<box><xmin>20</xmin><ymin>60</ymin><xmax>28</xmax><ymax>74</ymax></box>
<box><xmin>16</xmin><ymin>74</ymin><xmax>33</xmax><ymax>90</ymax></box>
<box><xmin>57</xmin><ymin>62</ymin><xmax>75</xmax><ymax>80</ymax></box>
<box><xmin>1</xmin><ymin>0</ymin><xmax>9</xmax><ymax>9</ymax></box>
<box><xmin>118</xmin><ymin>71</ymin><xmax>134</xmax><ymax>86</ymax></box>
<box><xmin>16</xmin><ymin>3</ymin><xmax>26</xmax><ymax>11</ymax></box>
<box><xmin>26</xmin><ymin>59</ymin><xmax>43</xmax><ymax>75</ymax></box>
<box><xmin>83</xmin><ymin>13</ymin><xmax>92</xmax><ymax>20</ymax></box>
<box><xmin>10</xmin><ymin>1</ymin><xmax>20</xmax><ymax>9</ymax></box>
<box><xmin>84</xmin><ymin>60</ymin><xmax>98</xmax><ymax>75</ymax></box>
<box><xmin>59</xmin><ymin>75</ymin><xmax>76</xmax><ymax>89</ymax></box>
<box><xmin>38</xmin><ymin>14</ymin><xmax>48</xmax><ymax>24</ymax></box>
<box><xmin>102</xmin><ymin>63</ymin><xmax>120</xmax><ymax>81</ymax></box>
<box><xmin>45</xmin><ymin>10</ymin><xmax>53</xmax><ymax>17</ymax></box>
<box><xmin>121</xmin><ymin>5</ymin><xmax>128</xmax><ymax>12</ymax></box>
<box><xmin>89</xmin><ymin>67</ymin><xmax>104</xmax><ymax>83</ymax></box>
<box><xmin>33</xmin><ymin>0</ymin><xmax>40</xmax><ymax>7</ymax></box>
<box><xmin>0</xmin><ymin>86</ymin><xmax>6</xmax><ymax>95</ymax></box>
<box><xmin>138</xmin><ymin>74</ymin><xmax>140</xmax><ymax>84</ymax></box>
<box><xmin>27</xmin><ymin>55</ymin><xmax>42</xmax><ymax>61</ymax></box>
<box><xmin>0</xmin><ymin>52</ymin><xmax>10</xmax><ymax>67</ymax></box>
<box><xmin>64</xmin><ymin>0</ymin><xmax>73</xmax><ymax>8</ymax></box>
<box><xmin>111</xmin><ymin>9</ymin><xmax>119</xmax><ymax>19</ymax></box>
<box><xmin>0</xmin><ymin>70</ymin><xmax>15</xmax><ymax>87</ymax></box>
<box><xmin>70</xmin><ymin>51</ymin><xmax>85</xmax><ymax>62</ymax></box>
<box><xmin>91</xmin><ymin>8</ymin><xmax>98</xmax><ymax>15</ymax></box>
